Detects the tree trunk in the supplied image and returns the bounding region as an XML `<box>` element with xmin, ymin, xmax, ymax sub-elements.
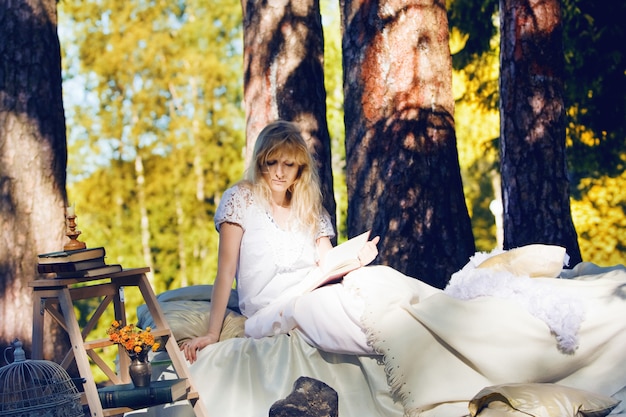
<box><xmin>341</xmin><ymin>0</ymin><xmax>475</xmax><ymax>288</ymax></box>
<box><xmin>0</xmin><ymin>0</ymin><xmax>69</xmax><ymax>361</ymax></box>
<box><xmin>499</xmin><ymin>0</ymin><xmax>582</xmax><ymax>265</ymax></box>
<box><xmin>241</xmin><ymin>0</ymin><xmax>337</xmax><ymax>230</ymax></box>
<box><xmin>134</xmin><ymin>153</ymin><xmax>155</xmax><ymax>285</ymax></box>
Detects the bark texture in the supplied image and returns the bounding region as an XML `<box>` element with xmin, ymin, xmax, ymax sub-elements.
<box><xmin>242</xmin><ymin>0</ymin><xmax>337</xmax><ymax>229</ymax></box>
<box><xmin>0</xmin><ymin>0</ymin><xmax>69</xmax><ymax>361</ymax></box>
<box><xmin>499</xmin><ymin>0</ymin><xmax>582</xmax><ymax>265</ymax></box>
<box><xmin>341</xmin><ymin>0</ymin><xmax>475</xmax><ymax>287</ymax></box>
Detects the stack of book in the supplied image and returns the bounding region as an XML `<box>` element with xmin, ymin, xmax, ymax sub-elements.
<box><xmin>97</xmin><ymin>379</ymin><xmax>188</xmax><ymax>409</ymax></box>
<box><xmin>38</xmin><ymin>247</ymin><xmax>122</xmax><ymax>278</ymax></box>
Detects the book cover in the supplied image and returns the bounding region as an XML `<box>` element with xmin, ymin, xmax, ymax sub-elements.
<box><xmin>306</xmin><ymin>230</ymin><xmax>371</xmax><ymax>292</ymax></box>
<box><xmin>49</xmin><ymin>264</ymin><xmax>123</xmax><ymax>279</ymax></box>
<box><xmin>37</xmin><ymin>247</ymin><xmax>106</xmax><ymax>264</ymax></box>
<box><xmin>37</xmin><ymin>257</ymin><xmax>106</xmax><ymax>273</ymax></box>
<box><xmin>98</xmin><ymin>378</ymin><xmax>188</xmax><ymax>409</ymax></box>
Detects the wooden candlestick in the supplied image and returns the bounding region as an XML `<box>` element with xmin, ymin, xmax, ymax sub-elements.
<box><xmin>64</xmin><ymin>214</ymin><xmax>87</xmax><ymax>251</ymax></box>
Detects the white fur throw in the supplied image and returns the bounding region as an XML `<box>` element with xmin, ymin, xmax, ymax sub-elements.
<box><xmin>444</xmin><ymin>247</ymin><xmax>585</xmax><ymax>354</ymax></box>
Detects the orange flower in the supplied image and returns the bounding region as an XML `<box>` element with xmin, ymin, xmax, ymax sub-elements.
<box><xmin>107</xmin><ymin>320</ymin><xmax>160</xmax><ymax>358</ymax></box>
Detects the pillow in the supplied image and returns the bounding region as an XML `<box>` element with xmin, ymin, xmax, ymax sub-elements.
<box><xmin>138</xmin><ymin>299</ymin><xmax>245</xmax><ymax>344</ymax></box>
<box><xmin>220</xmin><ymin>310</ymin><xmax>247</xmax><ymax>340</ymax></box>
<box><xmin>476</xmin><ymin>244</ymin><xmax>566</xmax><ymax>278</ymax></box>
<box><xmin>154</xmin><ymin>284</ymin><xmax>239</xmax><ymax>309</ymax></box>
<box><xmin>468</xmin><ymin>383</ymin><xmax>620</xmax><ymax>417</ymax></box>
<box><xmin>137</xmin><ymin>286</ymin><xmax>245</xmax><ymax>344</ymax></box>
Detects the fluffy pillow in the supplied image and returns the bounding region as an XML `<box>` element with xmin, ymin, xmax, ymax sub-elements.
<box><xmin>137</xmin><ymin>285</ymin><xmax>245</xmax><ymax>344</ymax></box>
<box><xmin>476</xmin><ymin>244</ymin><xmax>566</xmax><ymax>278</ymax></box>
<box><xmin>138</xmin><ymin>300</ymin><xmax>245</xmax><ymax>343</ymax></box>
<box><xmin>468</xmin><ymin>383</ymin><xmax>620</xmax><ymax>417</ymax></box>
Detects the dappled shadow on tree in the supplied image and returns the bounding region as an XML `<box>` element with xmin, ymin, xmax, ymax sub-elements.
<box><xmin>242</xmin><ymin>0</ymin><xmax>337</xmax><ymax>230</ymax></box>
<box><xmin>498</xmin><ymin>0</ymin><xmax>582</xmax><ymax>263</ymax></box>
<box><xmin>0</xmin><ymin>1</ymin><xmax>67</xmax><ymax>182</ymax></box>
<box><xmin>341</xmin><ymin>0</ymin><xmax>475</xmax><ymax>287</ymax></box>
<box><xmin>0</xmin><ymin>0</ymin><xmax>69</xmax><ymax>364</ymax></box>
<box><xmin>349</xmin><ymin>105</ymin><xmax>475</xmax><ymax>288</ymax></box>
<box><xmin>277</xmin><ymin>33</ymin><xmax>335</xmax><ymax>220</ymax></box>
<box><xmin>242</xmin><ymin>0</ymin><xmax>327</xmax><ymax>124</ymax></box>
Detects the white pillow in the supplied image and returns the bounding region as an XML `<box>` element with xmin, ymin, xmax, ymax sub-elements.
<box><xmin>476</xmin><ymin>244</ymin><xmax>566</xmax><ymax>278</ymax></box>
<box><xmin>469</xmin><ymin>383</ymin><xmax>620</xmax><ymax>417</ymax></box>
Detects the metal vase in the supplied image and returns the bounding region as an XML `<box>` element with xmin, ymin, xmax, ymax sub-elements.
<box><xmin>128</xmin><ymin>356</ymin><xmax>152</xmax><ymax>387</ymax></box>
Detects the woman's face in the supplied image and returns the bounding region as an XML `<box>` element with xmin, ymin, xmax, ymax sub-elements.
<box><xmin>262</xmin><ymin>153</ymin><xmax>300</xmax><ymax>197</ymax></box>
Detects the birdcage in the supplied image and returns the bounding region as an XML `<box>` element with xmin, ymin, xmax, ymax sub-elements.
<box><xmin>0</xmin><ymin>339</ymin><xmax>83</xmax><ymax>417</ymax></box>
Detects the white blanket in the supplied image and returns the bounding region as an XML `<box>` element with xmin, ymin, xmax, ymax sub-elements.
<box><xmin>353</xmin><ymin>264</ymin><xmax>626</xmax><ymax>416</ymax></box>
<box><xmin>182</xmin><ymin>262</ymin><xmax>626</xmax><ymax>417</ymax></box>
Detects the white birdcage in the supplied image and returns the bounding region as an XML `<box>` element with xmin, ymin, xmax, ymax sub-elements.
<box><xmin>0</xmin><ymin>339</ymin><xmax>83</xmax><ymax>417</ymax></box>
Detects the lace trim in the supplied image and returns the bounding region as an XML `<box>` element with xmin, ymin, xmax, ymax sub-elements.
<box><xmin>215</xmin><ymin>184</ymin><xmax>253</xmax><ymax>230</ymax></box>
<box><xmin>265</xmin><ymin>211</ymin><xmax>308</xmax><ymax>271</ymax></box>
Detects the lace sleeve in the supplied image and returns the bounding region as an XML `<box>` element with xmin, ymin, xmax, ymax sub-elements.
<box><xmin>214</xmin><ymin>184</ymin><xmax>252</xmax><ymax>231</ymax></box>
<box><xmin>316</xmin><ymin>209</ymin><xmax>336</xmax><ymax>240</ymax></box>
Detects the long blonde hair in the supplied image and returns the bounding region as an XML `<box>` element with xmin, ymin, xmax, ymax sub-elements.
<box><xmin>245</xmin><ymin>120</ymin><xmax>323</xmax><ymax>233</ymax></box>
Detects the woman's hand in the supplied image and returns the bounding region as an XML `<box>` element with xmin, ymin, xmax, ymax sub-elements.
<box><xmin>180</xmin><ymin>335</ymin><xmax>218</xmax><ymax>364</ymax></box>
<box><xmin>358</xmin><ymin>236</ymin><xmax>380</xmax><ymax>267</ymax></box>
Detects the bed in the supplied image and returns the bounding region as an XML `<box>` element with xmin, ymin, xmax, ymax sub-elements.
<box><xmin>134</xmin><ymin>245</ymin><xmax>626</xmax><ymax>417</ymax></box>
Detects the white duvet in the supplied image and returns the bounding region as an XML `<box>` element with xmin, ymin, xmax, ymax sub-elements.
<box><xmin>176</xmin><ymin>253</ymin><xmax>626</xmax><ymax>417</ymax></box>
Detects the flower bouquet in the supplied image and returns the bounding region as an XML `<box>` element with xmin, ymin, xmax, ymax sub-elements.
<box><xmin>107</xmin><ymin>320</ymin><xmax>160</xmax><ymax>386</ymax></box>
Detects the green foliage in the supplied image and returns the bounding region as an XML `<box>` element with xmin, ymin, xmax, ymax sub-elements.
<box><xmin>562</xmin><ymin>0</ymin><xmax>626</xmax><ymax>185</ymax></box>
<box><xmin>453</xmin><ymin>70</ymin><xmax>501</xmax><ymax>252</ymax></box>
<box><xmin>447</xmin><ymin>0</ymin><xmax>498</xmax><ymax>69</ymax></box>
<box><xmin>572</xmin><ymin>170</ymin><xmax>626</xmax><ymax>266</ymax></box>
<box><xmin>60</xmin><ymin>0</ymin><xmax>244</xmax><ymax>382</ymax></box>
<box><xmin>61</xmin><ymin>0</ymin><xmax>244</xmax><ymax>285</ymax></box>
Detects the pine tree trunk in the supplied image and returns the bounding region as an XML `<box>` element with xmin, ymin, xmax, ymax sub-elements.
<box><xmin>341</xmin><ymin>0</ymin><xmax>475</xmax><ymax>288</ymax></box>
<box><xmin>0</xmin><ymin>0</ymin><xmax>70</xmax><ymax>362</ymax></box>
<box><xmin>499</xmin><ymin>0</ymin><xmax>582</xmax><ymax>265</ymax></box>
<box><xmin>241</xmin><ymin>0</ymin><xmax>337</xmax><ymax>229</ymax></box>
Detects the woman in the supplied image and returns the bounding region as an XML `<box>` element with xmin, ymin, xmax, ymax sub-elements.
<box><xmin>181</xmin><ymin>120</ymin><xmax>379</xmax><ymax>363</ymax></box>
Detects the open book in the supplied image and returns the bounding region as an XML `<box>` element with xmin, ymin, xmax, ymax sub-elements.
<box><xmin>306</xmin><ymin>230</ymin><xmax>371</xmax><ymax>292</ymax></box>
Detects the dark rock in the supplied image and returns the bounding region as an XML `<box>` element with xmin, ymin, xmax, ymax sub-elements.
<box><xmin>269</xmin><ymin>376</ymin><xmax>338</xmax><ymax>417</ymax></box>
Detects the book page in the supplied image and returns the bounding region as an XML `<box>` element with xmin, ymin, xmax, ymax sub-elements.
<box><xmin>322</xmin><ymin>230</ymin><xmax>371</xmax><ymax>274</ymax></box>
<box><xmin>305</xmin><ymin>230</ymin><xmax>371</xmax><ymax>292</ymax></box>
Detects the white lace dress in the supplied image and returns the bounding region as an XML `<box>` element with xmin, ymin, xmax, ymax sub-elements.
<box><xmin>215</xmin><ymin>183</ymin><xmax>373</xmax><ymax>354</ymax></box>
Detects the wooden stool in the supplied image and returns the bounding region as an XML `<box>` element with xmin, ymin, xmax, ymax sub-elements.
<box><xmin>30</xmin><ymin>268</ymin><xmax>209</xmax><ymax>417</ymax></box>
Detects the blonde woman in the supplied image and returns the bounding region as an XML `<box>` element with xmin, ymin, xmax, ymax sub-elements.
<box><xmin>181</xmin><ymin>120</ymin><xmax>379</xmax><ymax>363</ymax></box>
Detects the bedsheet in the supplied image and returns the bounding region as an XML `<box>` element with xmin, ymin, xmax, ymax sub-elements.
<box><xmin>188</xmin><ymin>330</ymin><xmax>402</xmax><ymax>417</ymax></box>
<box><xmin>135</xmin><ymin>258</ymin><xmax>626</xmax><ymax>417</ymax></box>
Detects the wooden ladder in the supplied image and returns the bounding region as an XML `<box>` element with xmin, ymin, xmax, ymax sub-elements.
<box><xmin>30</xmin><ymin>268</ymin><xmax>209</xmax><ymax>417</ymax></box>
